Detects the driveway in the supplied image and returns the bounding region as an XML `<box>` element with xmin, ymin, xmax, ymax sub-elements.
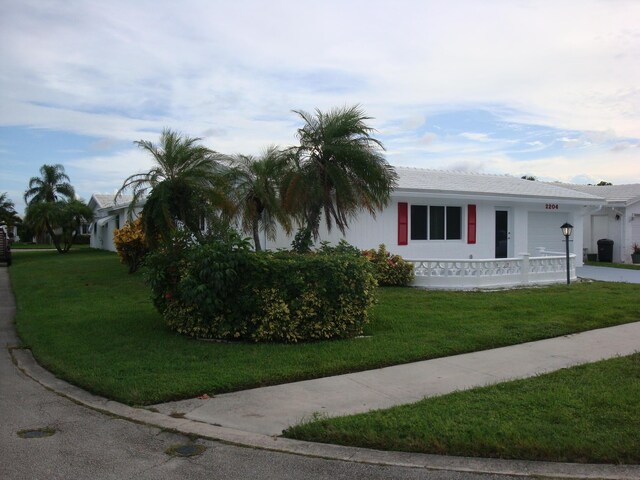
<box><xmin>576</xmin><ymin>265</ymin><xmax>640</xmax><ymax>283</ymax></box>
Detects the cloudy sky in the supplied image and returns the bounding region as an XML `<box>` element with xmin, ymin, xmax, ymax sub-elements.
<box><xmin>1</xmin><ymin>0</ymin><xmax>639</xmax><ymax>213</ymax></box>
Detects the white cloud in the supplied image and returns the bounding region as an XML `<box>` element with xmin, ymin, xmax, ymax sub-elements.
<box><xmin>401</xmin><ymin>115</ymin><xmax>426</xmax><ymax>131</ymax></box>
<box><xmin>3</xmin><ymin>1</ymin><xmax>639</xmax><ymax>134</ymax></box>
<box><xmin>460</xmin><ymin>132</ymin><xmax>491</xmax><ymax>142</ymax></box>
<box><xmin>478</xmin><ymin>149</ymin><xmax>640</xmax><ymax>185</ymax></box>
<box><xmin>1</xmin><ymin>0</ymin><xmax>639</xmax><ymax>191</ymax></box>
<box><xmin>420</xmin><ymin>132</ymin><xmax>438</xmax><ymax>145</ymax></box>
<box><xmin>611</xmin><ymin>142</ymin><xmax>639</xmax><ymax>152</ymax></box>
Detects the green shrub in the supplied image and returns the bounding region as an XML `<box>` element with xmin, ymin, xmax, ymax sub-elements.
<box><xmin>317</xmin><ymin>239</ymin><xmax>362</xmax><ymax>256</ymax></box>
<box><xmin>362</xmin><ymin>244</ymin><xmax>414</xmax><ymax>286</ymax></box>
<box><xmin>144</xmin><ymin>230</ymin><xmax>200</xmax><ymax>311</ymax></box>
<box><xmin>145</xmin><ymin>236</ymin><xmax>377</xmax><ymax>343</ymax></box>
<box><xmin>290</xmin><ymin>227</ymin><xmax>313</xmax><ymax>253</ymax></box>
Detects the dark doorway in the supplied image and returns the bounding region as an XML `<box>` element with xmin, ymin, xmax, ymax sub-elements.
<box><xmin>495</xmin><ymin>210</ymin><xmax>509</xmax><ymax>258</ymax></box>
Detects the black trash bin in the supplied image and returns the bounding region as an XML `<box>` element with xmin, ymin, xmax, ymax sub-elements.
<box><xmin>597</xmin><ymin>239</ymin><xmax>614</xmax><ymax>262</ymax></box>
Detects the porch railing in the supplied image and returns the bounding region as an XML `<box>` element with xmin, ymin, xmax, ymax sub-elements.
<box><xmin>406</xmin><ymin>253</ymin><xmax>576</xmax><ymax>290</ymax></box>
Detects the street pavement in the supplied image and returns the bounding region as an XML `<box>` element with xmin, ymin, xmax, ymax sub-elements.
<box><xmin>576</xmin><ymin>265</ymin><xmax>640</xmax><ymax>283</ymax></box>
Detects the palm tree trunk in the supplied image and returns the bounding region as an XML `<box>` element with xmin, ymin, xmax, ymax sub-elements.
<box><xmin>45</xmin><ymin>220</ymin><xmax>63</xmax><ymax>254</ymax></box>
<box><xmin>252</xmin><ymin>220</ymin><xmax>262</xmax><ymax>252</ymax></box>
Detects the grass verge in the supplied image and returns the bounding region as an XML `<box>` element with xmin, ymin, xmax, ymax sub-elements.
<box><xmin>283</xmin><ymin>354</ymin><xmax>640</xmax><ymax>464</ymax></box>
<box><xmin>9</xmin><ymin>249</ymin><xmax>640</xmax><ymax>405</ymax></box>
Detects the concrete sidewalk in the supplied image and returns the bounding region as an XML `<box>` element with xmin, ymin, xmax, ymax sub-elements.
<box><xmin>153</xmin><ymin>322</ymin><xmax>640</xmax><ymax>436</ymax></box>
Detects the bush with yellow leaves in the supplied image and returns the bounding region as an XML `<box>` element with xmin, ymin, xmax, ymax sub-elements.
<box><xmin>113</xmin><ymin>218</ymin><xmax>149</xmax><ymax>273</ymax></box>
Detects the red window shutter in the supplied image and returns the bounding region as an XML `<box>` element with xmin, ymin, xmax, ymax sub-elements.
<box><xmin>467</xmin><ymin>204</ymin><xmax>476</xmax><ymax>244</ymax></box>
<box><xmin>398</xmin><ymin>202</ymin><xmax>408</xmax><ymax>245</ymax></box>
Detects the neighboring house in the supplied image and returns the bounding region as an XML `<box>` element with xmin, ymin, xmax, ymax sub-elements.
<box><xmin>557</xmin><ymin>183</ymin><xmax>640</xmax><ymax>263</ymax></box>
<box><xmin>88</xmin><ymin>194</ymin><xmax>138</xmax><ymax>252</ymax></box>
<box><xmin>265</xmin><ymin>168</ymin><xmax>605</xmax><ymax>288</ymax></box>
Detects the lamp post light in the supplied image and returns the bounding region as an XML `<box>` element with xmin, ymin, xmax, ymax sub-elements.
<box><xmin>561</xmin><ymin>222</ymin><xmax>573</xmax><ymax>285</ymax></box>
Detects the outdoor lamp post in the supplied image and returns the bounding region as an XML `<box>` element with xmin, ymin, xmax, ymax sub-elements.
<box><xmin>561</xmin><ymin>222</ymin><xmax>573</xmax><ymax>285</ymax></box>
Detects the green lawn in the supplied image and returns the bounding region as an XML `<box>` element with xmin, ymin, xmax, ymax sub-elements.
<box><xmin>11</xmin><ymin>243</ymin><xmax>56</xmax><ymax>249</ymax></box>
<box><xmin>284</xmin><ymin>354</ymin><xmax>640</xmax><ymax>464</ymax></box>
<box><xmin>11</xmin><ymin>243</ymin><xmax>91</xmax><ymax>250</ymax></box>
<box><xmin>10</xmin><ymin>249</ymin><xmax>640</xmax><ymax>405</ymax></box>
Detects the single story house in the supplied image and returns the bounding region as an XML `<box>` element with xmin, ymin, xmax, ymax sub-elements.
<box><xmin>556</xmin><ymin>183</ymin><xmax>640</xmax><ymax>264</ymax></box>
<box><xmin>88</xmin><ymin>194</ymin><xmax>137</xmax><ymax>252</ymax></box>
<box><xmin>265</xmin><ymin>168</ymin><xmax>606</xmax><ymax>288</ymax></box>
<box><xmin>89</xmin><ymin>168</ymin><xmax>609</xmax><ymax>289</ymax></box>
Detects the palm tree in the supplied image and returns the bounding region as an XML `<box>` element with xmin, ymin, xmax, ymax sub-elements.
<box><xmin>116</xmin><ymin>128</ymin><xmax>230</xmax><ymax>247</ymax></box>
<box><xmin>0</xmin><ymin>193</ymin><xmax>21</xmax><ymax>228</ymax></box>
<box><xmin>24</xmin><ymin>164</ymin><xmax>76</xmax><ymax>247</ymax></box>
<box><xmin>284</xmin><ymin>105</ymin><xmax>398</xmax><ymax>238</ymax></box>
<box><xmin>226</xmin><ymin>147</ymin><xmax>292</xmax><ymax>251</ymax></box>
<box><xmin>24</xmin><ymin>164</ymin><xmax>75</xmax><ymax>205</ymax></box>
<box><xmin>24</xmin><ymin>199</ymin><xmax>93</xmax><ymax>253</ymax></box>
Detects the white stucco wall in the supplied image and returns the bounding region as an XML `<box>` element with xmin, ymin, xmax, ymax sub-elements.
<box><xmin>90</xmin><ymin>207</ymin><xmax>140</xmax><ymax>252</ymax></box>
<box><xmin>626</xmin><ymin>202</ymin><xmax>640</xmax><ymax>263</ymax></box>
<box><xmin>264</xmin><ymin>194</ymin><xmax>586</xmax><ymax>266</ymax></box>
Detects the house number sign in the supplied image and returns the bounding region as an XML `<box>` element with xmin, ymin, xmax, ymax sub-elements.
<box><xmin>545</xmin><ymin>203</ymin><xmax>559</xmax><ymax>210</ymax></box>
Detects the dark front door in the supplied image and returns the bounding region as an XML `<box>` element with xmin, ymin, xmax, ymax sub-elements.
<box><xmin>495</xmin><ymin>210</ymin><xmax>508</xmax><ymax>258</ymax></box>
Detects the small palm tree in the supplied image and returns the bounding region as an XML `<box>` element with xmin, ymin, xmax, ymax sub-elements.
<box><xmin>227</xmin><ymin>147</ymin><xmax>292</xmax><ymax>251</ymax></box>
<box><xmin>24</xmin><ymin>164</ymin><xmax>76</xmax><ymax>247</ymax></box>
<box><xmin>116</xmin><ymin>128</ymin><xmax>230</xmax><ymax>247</ymax></box>
<box><xmin>24</xmin><ymin>199</ymin><xmax>92</xmax><ymax>253</ymax></box>
<box><xmin>284</xmin><ymin>105</ymin><xmax>398</xmax><ymax>238</ymax></box>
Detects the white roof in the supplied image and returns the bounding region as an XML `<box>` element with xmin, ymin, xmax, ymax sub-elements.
<box><xmin>553</xmin><ymin>183</ymin><xmax>640</xmax><ymax>206</ymax></box>
<box><xmin>394</xmin><ymin>167</ymin><xmax>604</xmax><ymax>201</ymax></box>
<box><xmin>89</xmin><ymin>193</ymin><xmax>134</xmax><ymax>210</ymax></box>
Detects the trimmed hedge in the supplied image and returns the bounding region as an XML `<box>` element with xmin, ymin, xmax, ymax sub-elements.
<box><xmin>145</xmin><ymin>236</ymin><xmax>377</xmax><ymax>343</ymax></box>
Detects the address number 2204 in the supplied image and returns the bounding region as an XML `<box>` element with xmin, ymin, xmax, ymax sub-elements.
<box><xmin>545</xmin><ymin>203</ymin><xmax>559</xmax><ymax>210</ymax></box>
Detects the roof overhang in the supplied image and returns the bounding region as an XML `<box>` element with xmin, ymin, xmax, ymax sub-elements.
<box><xmin>392</xmin><ymin>188</ymin><xmax>606</xmax><ymax>206</ymax></box>
<box><xmin>96</xmin><ymin>216</ymin><xmax>115</xmax><ymax>227</ymax></box>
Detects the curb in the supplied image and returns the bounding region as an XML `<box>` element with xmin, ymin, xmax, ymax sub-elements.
<box><xmin>11</xmin><ymin>348</ymin><xmax>640</xmax><ymax>480</ymax></box>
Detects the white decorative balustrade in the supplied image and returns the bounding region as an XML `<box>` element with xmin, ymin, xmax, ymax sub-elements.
<box><xmin>407</xmin><ymin>253</ymin><xmax>576</xmax><ymax>290</ymax></box>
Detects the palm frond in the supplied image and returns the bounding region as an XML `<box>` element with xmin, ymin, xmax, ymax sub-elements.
<box><xmin>288</xmin><ymin>105</ymin><xmax>395</xmax><ymax>237</ymax></box>
<box><xmin>117</xmin><ymin>128</ymin><xmax>230</xmax><ymax>243</ymax></box>
<box><xmin>24</xmin><ymin>164</ymin><xmax>75</xmax><ymax>205</ymax></box>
